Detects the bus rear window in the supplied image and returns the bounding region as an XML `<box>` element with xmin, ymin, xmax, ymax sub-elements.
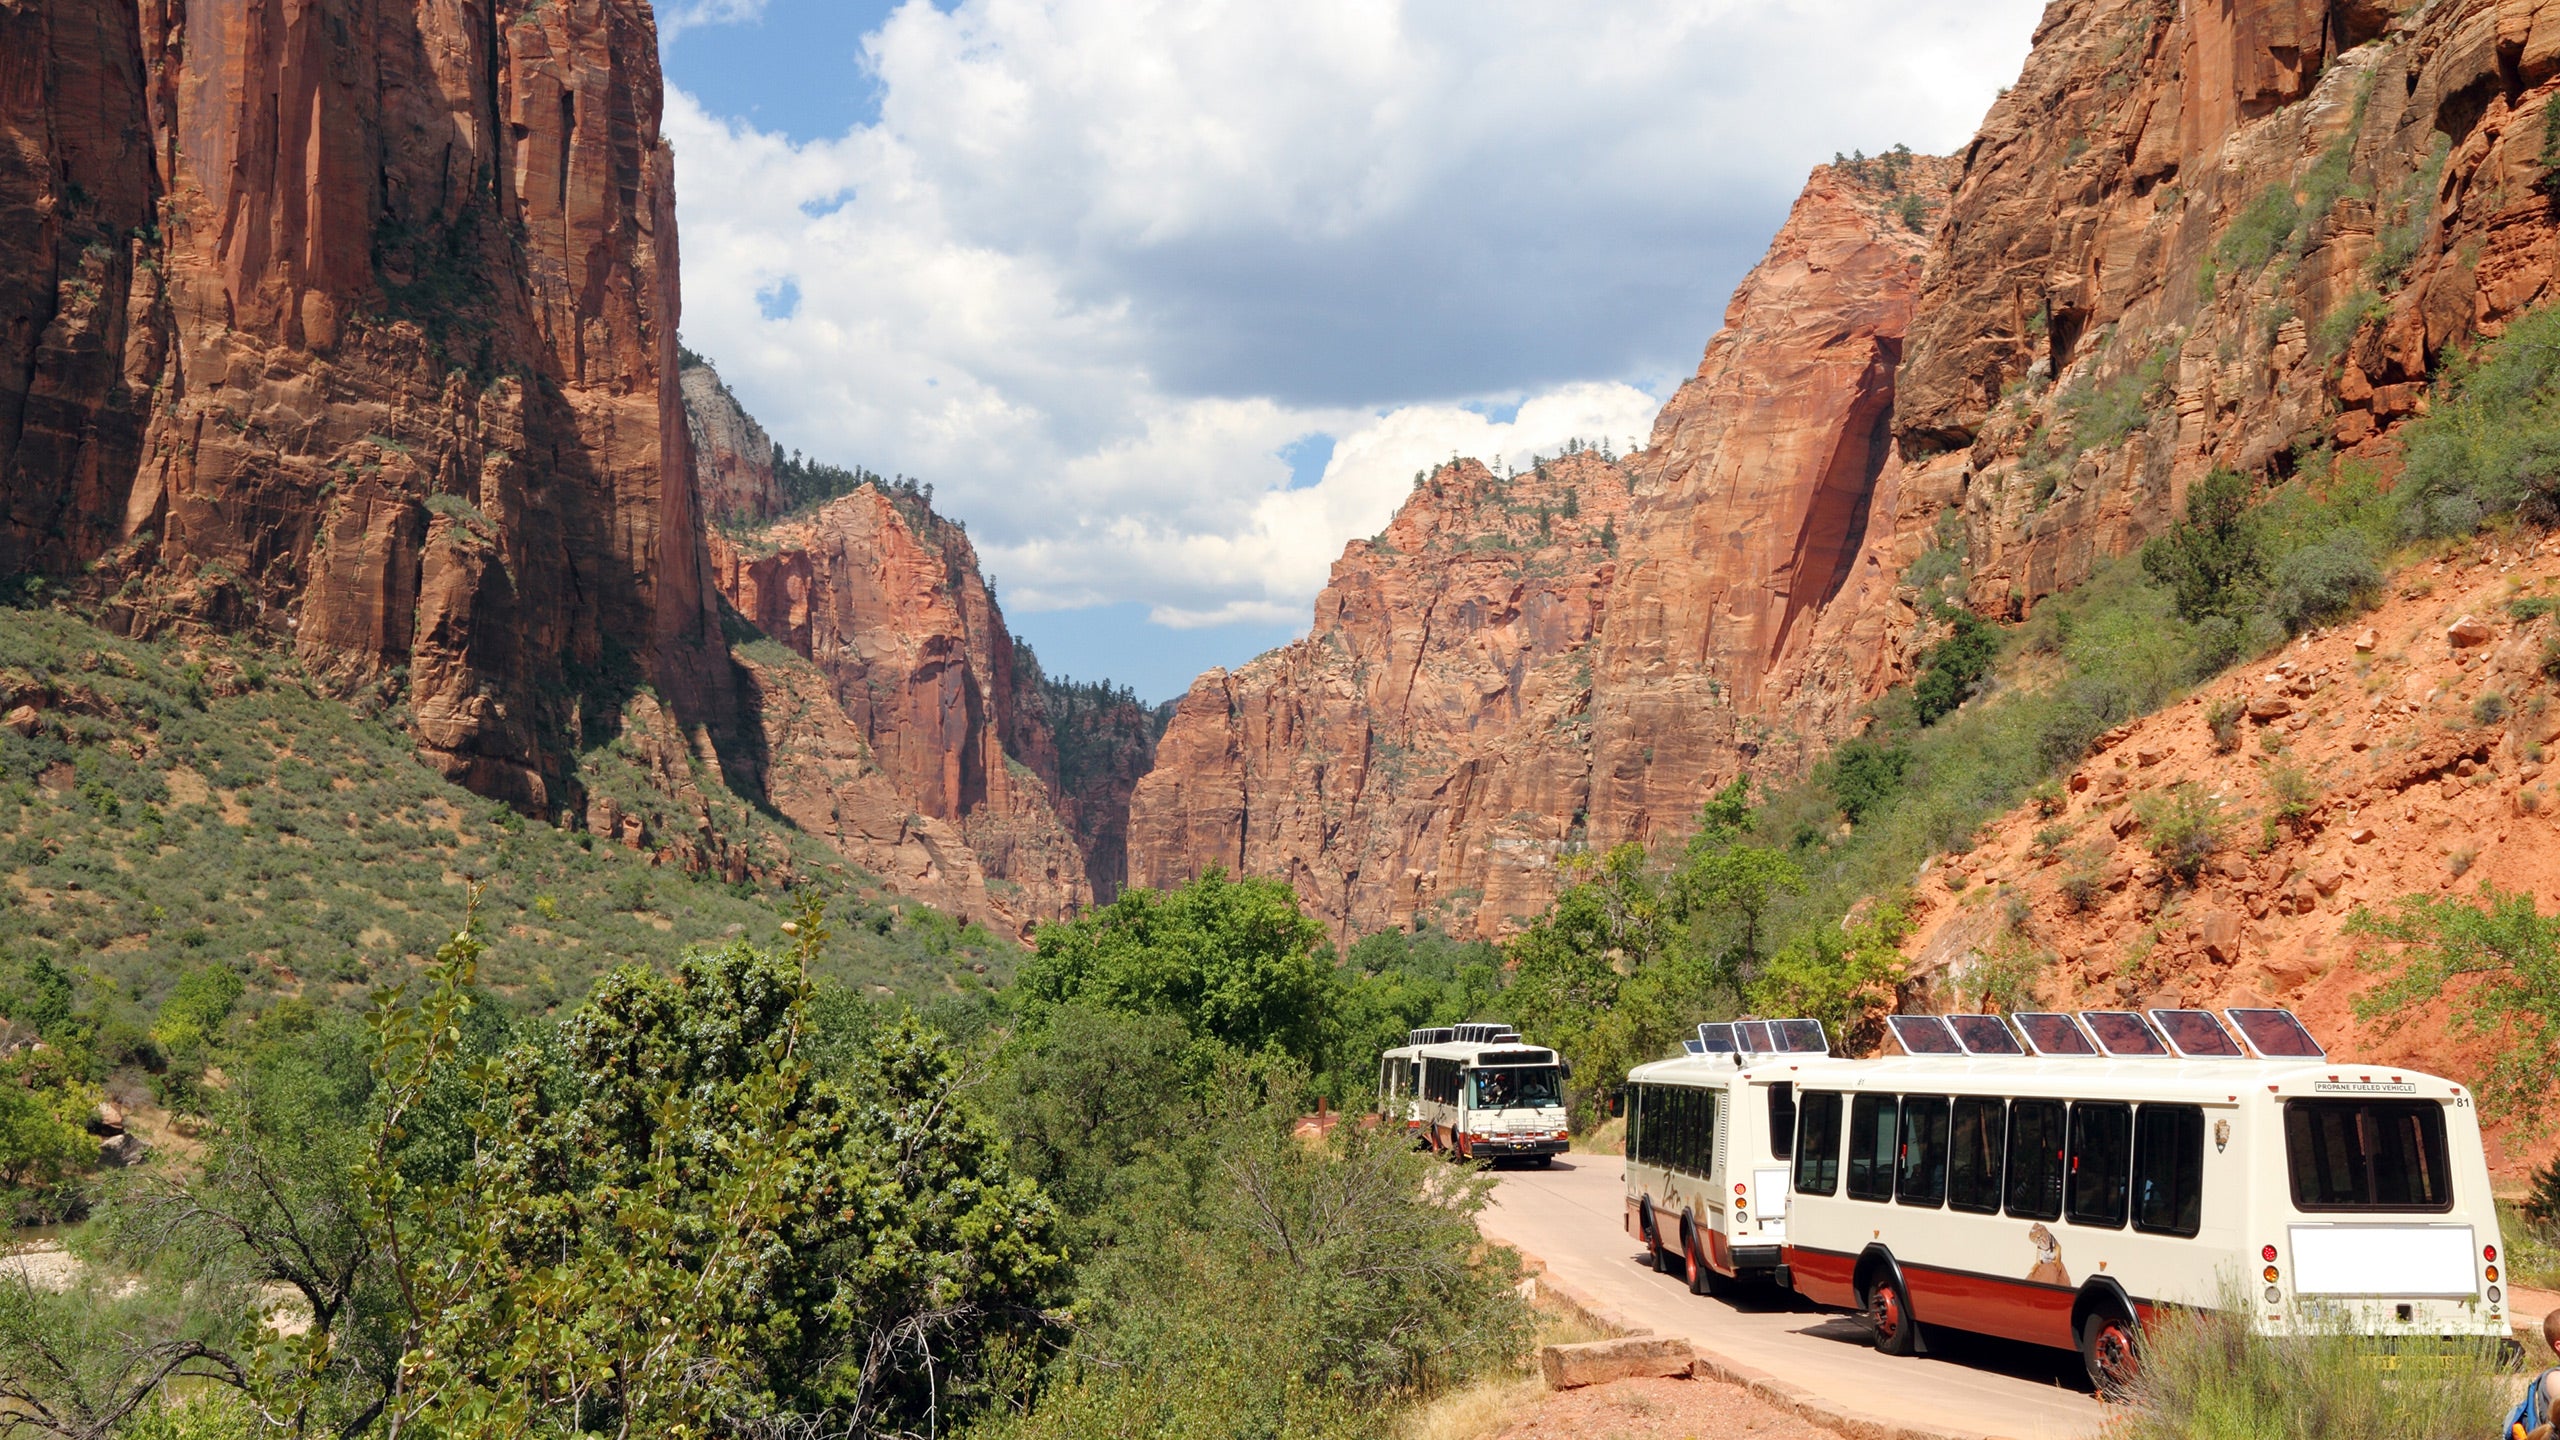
<box><xmin>2283</xmin><ymin>1100</ymin><xmax>2452</xmax><ymax>1212</ymax></box>
<box><xmin>1768</xmin><ymin>1082</ymin><xmax>1797</xmax><ymax>1160</ymax></box>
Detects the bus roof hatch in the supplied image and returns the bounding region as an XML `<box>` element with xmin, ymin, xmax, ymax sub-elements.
<box><xmin>1887</xmin><ymin>1014</ymin><xmax>1965</xmax><ymax>1055</ymax></box>
<box><xmin>1946</xmin><ymin>1013</ymin><xmax>2026</xmax><ymax>1056</ymax></box>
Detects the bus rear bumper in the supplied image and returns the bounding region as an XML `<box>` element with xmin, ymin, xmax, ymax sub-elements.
<box><xmin>1728</xmin><ymin>1244</ymin><xmax>1783</xmax><ymax>1272</ymax></box>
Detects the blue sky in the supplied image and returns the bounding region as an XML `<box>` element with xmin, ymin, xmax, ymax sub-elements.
<box><xmin>659</xmin><ymin>0</ymin><xmax>2043</xmax><ymax>704</ymax></box>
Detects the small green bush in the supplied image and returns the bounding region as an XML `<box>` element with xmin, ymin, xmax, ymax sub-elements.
<box><xmin>2136</xmin><ymin>783</ymin><xmax>2227</xmax><ymax>884</ymax></box>
<box><xmin>2143</xmin><ymin>471</ymin><xmax>2267</xmax><ymax>624</ymax></box>
<box><xmin>2269</xmin><ymin>764</ymin><xmax>2319</xmax><ymax>835</ymax></box>
<box><xmin>2473</xmin><ymin>691</ymin><xmax>2510</xmax><ymax>727</ymax></box>
<box><xmin>2207</xmin><ymin>699</ymin><xmax>2244</xmax><ymax>753</ymax></box>
<box><xmin>2268</xmin><ymin>534</ymin><xmax>2383</xmax><ymax>633</ymax></box>
<box><xmin>1913</xmin><ymin>611</ymin><xmax>1999</xmax><ymax>726</ymax></box>
<box><xmin>2510</xmin><ymin>596</ymin><xmax>2560</xmax><ymax>622</ymax></box>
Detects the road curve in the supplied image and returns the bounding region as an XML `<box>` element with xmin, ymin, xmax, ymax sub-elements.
<box><xmin>1482</xmin><ymin>1154</ymin><xmax>2107</xmax><ymax>1440</ymax></box>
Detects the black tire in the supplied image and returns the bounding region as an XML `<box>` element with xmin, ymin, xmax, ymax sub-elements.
<box><xmin>1640</xmin><ymin>1208</ymin><xmax>1676</xmax><ymax>1274</ymax></box>
<box><xmin>1684</xmin><ymin>1226</ymin><xmax>1713</xmax><ymax>1297</ymax></box>
<box><xmin>1863</xmin><ymin>1270</ymin><xmax>1919</xmax><ymax>1356</ymax></box>
<box><xmin>2079</xmin><ymin>1308</ymin><xmax>2140</xmax><ymax>1398</ymax></box>
<box><xmin>1531</xmin><ymin>1155</ymin><xmax>1554</xmax><ymax>1169</ymax></box>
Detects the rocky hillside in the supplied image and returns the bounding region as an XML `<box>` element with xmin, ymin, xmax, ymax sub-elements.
<box><xmin>1129</xmin><ymin>158</ymin><xmax>1950</xmax><ymax>939</ymax></box>
<box><xmin>1903</xmin><ymin>531</ymin><xmax>2560</xmax><ymax>1174</ymax></box>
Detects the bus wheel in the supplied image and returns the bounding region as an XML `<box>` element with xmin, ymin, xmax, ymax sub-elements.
<box><xmin>1863</xmin><ymin>1272</ymin><xmax>1918</xmax><ymax>1356</ymax></box>
<box><xmin>1642</xmin><ymin>1211</ymin><xmax>1677</xmax><ymax>1276</ymax></box>
<box><xmin>2079</xmin><ymin>1310</ymin><xmax>2140</xmax><ymax>1398</ymax></box>
<box><xmin>1530</xmin><ymin>1155</ymin><xmax>1553</xmax><ymax>1169</ymax></box>
<box><xmin>1684</xmin><ymin>1228</ymin><xmax>1712</xmax><ymax>1297</ymax></box>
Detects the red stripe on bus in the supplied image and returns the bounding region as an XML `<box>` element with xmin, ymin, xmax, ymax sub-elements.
<box><xmin>1785</xmin><ymin>1246</ymin><xmax>1860</xmax><ymax>1308</ymax></box>
<box><xmin>1897</xmin><ymin>1261</ymin><xmax>2080</xmax><ymax>1349</ymax></box>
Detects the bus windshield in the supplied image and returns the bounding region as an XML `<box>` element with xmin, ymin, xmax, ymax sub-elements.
<box><xmin>1469</xmin><ymin>1066</ymin><xmax>1564</xmax><ymax>1110</ymax></box>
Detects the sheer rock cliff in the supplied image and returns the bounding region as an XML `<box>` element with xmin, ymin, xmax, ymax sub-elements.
<box><xmin>1</xmin><ymin>0</ymin><xmax>720</xmax><ymax>812</ymax></box>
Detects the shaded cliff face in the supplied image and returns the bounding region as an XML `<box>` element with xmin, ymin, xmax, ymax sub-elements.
<box><xmin>711</xmin><ymin>487</ymin><xmax>1094</xmax><ymax>927</ymax></box>
<box><xmin>1128</xmin><ymin>453</ymin><xmax>1637</xmax><ymax>939</ymax></box>
<box><xmin>1126</xmin><ymin>162</ymin><xmax>1945</xmax><ymax>940</ymax></box>
<box><xmin>1895</xmin><ymin>0</ymin><xmax>2560</xmax><ymax>615</ymax></box>
<box><xmin>0</xmin><ymin>0</ymin><xmax>714</xmax><ymax>811</ymax></box>
<box><xmin>1023</xmin><ymin>668</ymin><xmax>1165</xmax><ymax>904</ymax></box>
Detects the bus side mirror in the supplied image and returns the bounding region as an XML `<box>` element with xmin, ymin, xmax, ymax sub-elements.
<box><xmin>1562</xmin><ymin>1061</ymin><xmax>1574</xmax><ymax>1080</ymax></box>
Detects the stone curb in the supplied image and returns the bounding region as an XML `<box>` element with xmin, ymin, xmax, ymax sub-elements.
<box><xmin>1516</xmin><ymin>1248</ymin><xmax>2032</xmax><ymax>1440</ymax></box>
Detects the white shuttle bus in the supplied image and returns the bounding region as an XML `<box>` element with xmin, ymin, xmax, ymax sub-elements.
<box><xmin>1781</xmin><ymin>1008</ymin><xmax>2513</xmax><ymax>1393</ymax></box>
<box><xmin>1378</xmin><ymin>1037</ymin><xmax>1424</xmax><ymax>1143</ymax></box>
<box><xmin>1398</xmin><ymin>1023</ymin><xmax>1571</xmax><ymax>1165</ymax></box>
<box><xmin>1622</xmin><ymin>1018</ymin><xmax>1841</xmax><ymax>1296</ymax></box>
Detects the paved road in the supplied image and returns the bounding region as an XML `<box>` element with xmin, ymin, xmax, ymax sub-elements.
<box><xmin>1483</xmin><ymin>1155</ymin><xmax>2108</xmax><ymax>1440</ymax></box>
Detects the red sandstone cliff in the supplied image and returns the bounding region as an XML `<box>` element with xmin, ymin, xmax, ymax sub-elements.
<box><xmin>1</xmin><ymin>0</ymin><xmax>720</xmax><ymax>812</ymax></box>
<box><xmin>711</xmin><ymin>486</ymin><xmax>1095</xmax><ymax>927</ymax></box>
<box><xmin>1128</xmin><ymin>452</ymin><xmax>1638</xmax><ymax>941</ymax></box>
<box><xmin>1127</xmin><ymin>161</ymin><xmax>1948</xmax><ymax>939</ymax></box>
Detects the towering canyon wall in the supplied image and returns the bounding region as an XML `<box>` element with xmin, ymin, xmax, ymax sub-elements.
<box><xmin>683</xmin><ymin>361</ymin><xmax>784</xmax><ymax>524</ymax></box>
<box><xmin>1128</xmin><ymin>162</ymin><xmax>1949</xmax><ymax>939</ymax></box>
<box><xmin>0</xmin><ymin>0</ymin><xmax>719</xmax><ymax>811</ymax></box>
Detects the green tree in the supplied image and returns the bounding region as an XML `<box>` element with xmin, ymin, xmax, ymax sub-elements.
<box><xmin>1019</xmin><ymin>871</ymin><xmax>1334</xmax><ymax>1062</ymax></box>
<box><xmin>2347</xmin><ymin>883</ymin><xmax>2560</xmax><ymax>1121</ymax></box>
<box><xmin>1745</xmin><ymin>903</ymin><xmax>1910</xmax><ymax>1046</ymax></box>
<box><xmin>0</xmin><ymin>1066</ymin><xmax>93</xmax><ymax>1195</ymax></box>
<box><xmin>1823</xmin><ymin>738</ymin><xmax>1911</xmax><ymax>824</ymax></box>
<box><xmin>1912</xmin><ymin>610</ymin><xmax>1999</xmax><ymax>726</ymax></box>
<box><xmin>2141</xmin><ymin>470</ymin><xmax>2267</xmax><ymax>624</ymax></box>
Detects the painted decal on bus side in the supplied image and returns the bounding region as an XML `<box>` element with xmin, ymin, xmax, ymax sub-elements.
<box><xmin>2312</xmin><ymin>1081</ymin><xmax>2418</xmax><ymax>1095</ymax></box>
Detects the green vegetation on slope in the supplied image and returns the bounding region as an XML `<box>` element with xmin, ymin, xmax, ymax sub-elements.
<box><xmin>0</xmin><ymin>603</ymin><xmax>1007</xmax><ymax>1219</ymax></box>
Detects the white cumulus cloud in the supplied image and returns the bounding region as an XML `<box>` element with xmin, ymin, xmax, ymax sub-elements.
<box><xmin>663</xmin><ymin>0</ymin><xmax>2043</xmax><ymax>681</ymax></box>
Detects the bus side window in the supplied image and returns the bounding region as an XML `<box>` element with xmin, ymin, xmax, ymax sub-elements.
<box><xmin>2067</xmin><ymin>1101</ymin><xmax>2134</xmax><ymax>1229</ymax></box>
<box><xmin>1626</xmin><ymin>1085</ymin><xmax>1644</xmax><ymax>1166</ymax></box>
<box><xmin>1845</xmin><ymin>1094</ymin><xmax>1900</xmax><ymax>1202</ymax></box>
<box><xmin>1948</xmin><ymin>1097</ymin><xmax>2006</xmax><ymax>1214</ymax></box>
<box><xmin>2133</xmin><ymin>1104</ymin><xmax>2206</xmax><ymax>1238</ymax></box>
<box><xmin>1793</xmin><ymin>1092</ymin><xmax>1843</xmax><ymax>1196</ymax></box>
<box><xmin>1768</xmin><ymin>1081</ymin><xmax>1797</xmax><ymax>1160</ymax></box>
<box><xmin>2004</xmin><ymin>1098</ymin><xmax>2066</xmax><ymax>1222</ymax></box>
<box><xmin>1683</xmin><ymin>1087</ymin><xmax>1703</xmax><ymax>1176</ymax></box>
<box><xmin>1896</xmin><ymin>1096</ymin><xmax>1950</xmax><ymax>1207</ymax></box>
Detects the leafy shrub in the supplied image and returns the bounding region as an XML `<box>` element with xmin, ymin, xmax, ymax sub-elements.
<box><xmin>2207</xmin><ymin>699</ymin><xmax>2244</xmax><ymax>753</ymax></box>
<box><xmin>2474</xmin><ymin>691</ymin><xmax>2509</xmax><ymax>727</ymax></box>
<box><xmin>1825</xmin><ymin>738</ymin><xmax>1912</xmax><ymax>824</ymax></box>
<box><xmin>1912</xmin><ymin>611</ymin><xmax>1999</xmax><ymax>726</ymax></box>
<box><xmin>2396</xmin><ymin>301</ymin><xmax>2560</xmax><ymax>536</ymax></box>
<box><xmin>2059</xmin><ymin>864</ymin><xmax>2103</xmax><ymax>914</ymax></box>
<box><xmin>2510</xmin><ymin>596</ymin><xmax>2560</xmax><ymax>622</ymax></box>
<box><xmin>2545</xmin><ymin>636</ymin><xmax>2560</xmax><ymax>683</ymax></box>
<box><xmin>2142</xmin><ymin>471</ymin><xmax>2266</xmax><ymax>624</ymax></box>
<box><xmin>2268</xmin><ymin>534</ymin><xmax>2383</xmax><ymax>632</ymax></box>
<box><xmin>2136</xmin><ymin>783</ymin><xmax>2227</xmax><ymax>884</ymax></box>
<box><xmin>2526</xmin><ymin>1152</ymin><xmax>2560</xmax><ymax>1228</ymax></box>
<box><xmin>2215</xmin><ymin>185</ymin><xmax>2303</xmax><ymax>276</ymax></box>
<box><xmin>2058</xmin><ymin>344</ymin><xmax>2178</xmax><ymax>454</ymax></box>
<box><xmin>2350</xmin><ymin>883</ymin><xmax>2560</xmax><ymax>1120</ymax></box>
<box><xmin>2268</xmin><ymin>764</ymin><xmax>2319</xmax><ymax>835</ymax></box>
<box><xmin>2119</xmin><ymin>1280</ymin><xmax>2513</xmax><ymax>1440</ymax></box>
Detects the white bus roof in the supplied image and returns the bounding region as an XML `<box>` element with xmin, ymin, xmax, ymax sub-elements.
<box><xmin>1416</xmin><ymin>1040</ymin><xmax>1560</xmax><ymax>1066</ymax></box>
<box><xmin>1781</xmin><ymin>1053</ymin><xmax>2471</xmax><ymax>1106</ymax></box>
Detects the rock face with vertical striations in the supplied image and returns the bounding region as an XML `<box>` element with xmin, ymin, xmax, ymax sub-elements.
<box><xmin>1127</xmin><ymin>452</ymin><xmax>1638</xmax><ymax>941</ymax></box>
<box><xmin>711</xmin><ymin>485</ymin><xmax>1096</xmax><ymax>928</ymax></box>
<box><xmin>0</xmin><ymin>0</ymin><xmax>720</xmax><ymax>813</ymax></box>
<box><xmin>1585</xmin><ymin>156</ymin><xmax>1953</xmax><ymax>854</ymax></box>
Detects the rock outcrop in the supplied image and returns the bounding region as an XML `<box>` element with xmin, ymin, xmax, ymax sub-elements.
<box><xmin>1</xmin><ymin>0</ymin><xmax>719</xmax><ymax>812</ymax></box>
<box><xmin>1127</xmin><ymin>160</ymin><xmax>1949</xmax><ymax>938</ymax></box>
<box><xmin>712</xmin><ymin>486</ymin><xmax>1094</xmax><ymax>926</ymax></box>
<box><xmin>1587</xmin><ymin>156</ymin><xmax>1953</xmax><ymax>851</ymax></box>
<box><xmin>683</xmin><ymin>362</ymin><xmax>783</xmax><ymax>524</ymax></box>
<box><xmin>1894</xmin><ymin>0</ymin><xmax>2560</xmax><ymax>616</ymax></box>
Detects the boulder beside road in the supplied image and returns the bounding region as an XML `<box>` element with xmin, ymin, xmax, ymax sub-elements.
<box><xmin>1539</xmin><ymin>1336</ymin><xmax>1696</xmax><ymax>1389</ymax></box>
